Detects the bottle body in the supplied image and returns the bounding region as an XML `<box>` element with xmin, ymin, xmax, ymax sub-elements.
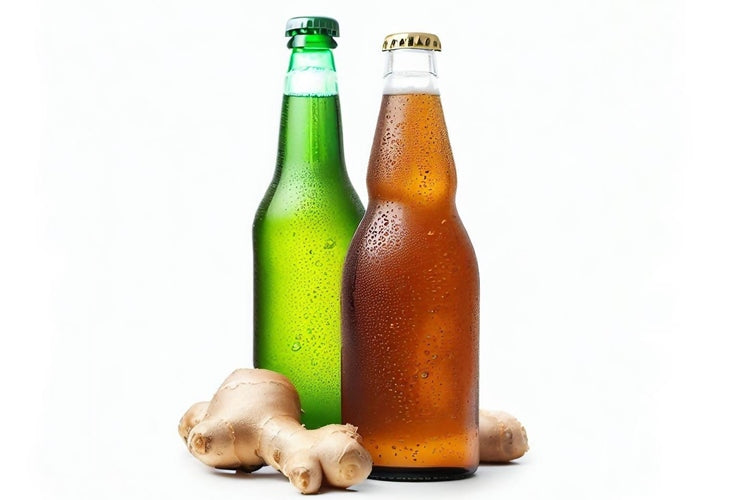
<box><xmin>254</xmin><ymin>20</ymin><xmax>364</xmax><ymax>430</ymax></box>
<box><xmin>342</xmin><ymin>41</ymin><xmax>480</xmax><ymax>480</ymax></box>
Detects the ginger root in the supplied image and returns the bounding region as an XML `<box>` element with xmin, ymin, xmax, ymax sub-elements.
<box><xmin>479</xmin><ymin>409</ymin><xmax>529</xmax><ymax>462</ymax></box>
<box><xmin>178</xmin><ymin>368</ymin><xmax>372</xmax><ymax>494</ymax></box>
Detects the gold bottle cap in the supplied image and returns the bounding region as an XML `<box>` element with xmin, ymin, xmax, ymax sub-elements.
<box><xmin>382</xmin><ymin>32</ymin><xmax>441</xmax><ymax>52</ymax></box>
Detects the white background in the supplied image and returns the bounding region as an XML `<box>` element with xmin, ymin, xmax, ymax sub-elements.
<box><xmin>2</xmin><ymin>1</ymin><xmax>749</xmax><ymax>498</ymax></box>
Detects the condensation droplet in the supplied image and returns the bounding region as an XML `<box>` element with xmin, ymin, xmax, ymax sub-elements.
<box><xmin>291</xmin><ymin>342</ymin><xmax>302</xmax><ymax>352</ymax></box>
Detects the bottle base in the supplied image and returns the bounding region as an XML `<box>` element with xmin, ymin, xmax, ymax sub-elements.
<box><xmin>368</xmin><ymin>465</ymin><xmax>476</xmax><ymax>482</ymax></box>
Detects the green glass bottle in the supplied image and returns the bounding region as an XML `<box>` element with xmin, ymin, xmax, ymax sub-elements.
<box><xmin>253</xmin><ymin>17</ymin><xmax>364</xmax><ymax>429</ymax></box>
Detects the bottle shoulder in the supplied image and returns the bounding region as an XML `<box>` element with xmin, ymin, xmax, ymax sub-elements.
<box><xmin>254</xmin><ymin>180</ymin><xmax>363</xmax><ymax>227</ymax></box>
<box><xmin>344</xmin><ymin>203</ymin><xmax>479</xmax><ymax>286</ymax></box>
<box><xmin>350</xmin><ymin>201</ymin><xmax>475</xmax><ymax>255</ymax></box>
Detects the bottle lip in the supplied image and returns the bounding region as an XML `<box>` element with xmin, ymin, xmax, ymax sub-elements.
<box><xmin>287</xmin><ymin>33</ymin><xmax>337</xmax><ymax>50</ymax></box>
<box><xmin>382</xmin><ymin>32</ymin><xmax>441</xmax><ymax>52</ymax></box>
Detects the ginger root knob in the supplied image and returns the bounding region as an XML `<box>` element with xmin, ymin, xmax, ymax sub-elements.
<box><xmin>479</xmin><ymin>409</ymin><xmax>529</xmax><ymax>462</ymax></box>
<box><xmin>178</xmin><ymin>368</ymin><xmax>372</xmax><ymax>494</ymax></box>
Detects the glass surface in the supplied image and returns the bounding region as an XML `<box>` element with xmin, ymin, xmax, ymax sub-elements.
<box><xmin>341</xmin><ymin>90</ymin><xmax>480</xmax><ymax>479</ymax></box>
<box><xmin>253</xmin><ymin>35</ymin><xmax>364</xmax><ymax>429</ymax></box>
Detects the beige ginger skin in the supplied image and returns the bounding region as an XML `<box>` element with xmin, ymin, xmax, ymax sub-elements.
<box><xmin>179</xmin><ymin>368</ymin><xmax>528</xmax><ymax>494</ymax></box>
<box><xmin>178</xmin><ymin>368</ymin><xmax>372</xmax><ymax>494</ymax></box>
<box><xmin>479</xmin><ymin>409</ymin><xmax>529</xmax><ymax>462</ymax></box>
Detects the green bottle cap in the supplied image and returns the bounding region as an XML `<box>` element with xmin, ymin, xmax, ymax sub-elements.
<box><xmin>285</xmin><ymin>16</ymin><xmax>339</xmax><ymax>38</ymax></box>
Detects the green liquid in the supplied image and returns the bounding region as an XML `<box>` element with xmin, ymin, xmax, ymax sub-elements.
<box><xmin>253</xmin><ymin>94</ymin><xmax>364</xmax><ymax>429</ymax></box>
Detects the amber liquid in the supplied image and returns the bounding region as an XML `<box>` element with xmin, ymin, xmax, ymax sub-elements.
<box><xmin>341</xmin><ymin>94</ymin><xmax>479</xmax><ymax>481</ymax></box>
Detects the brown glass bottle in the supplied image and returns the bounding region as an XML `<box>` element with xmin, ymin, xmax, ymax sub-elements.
<box><xmin>341</xmin><ymin>33</ymin><xmax>479</xmax><ymax>481</ymax></box>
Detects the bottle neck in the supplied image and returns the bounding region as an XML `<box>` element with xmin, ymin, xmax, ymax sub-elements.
<box><xmin>383</xmin><ymin>49</ymin><xmax>440</xmax><ymax>95</ymax></box>
<box><xmin>369</xmin><ymin>50</ymin><xmax>455</xmax><ymax>206</ymax></box>
<box><xmin>285</xmin><ymin>35</ymin><xmax>338</xmax><ymax>96</ymax></box>
<box><xmin>276</xmin><ymin>37</ymin><xmax>344</xmax><ymax>174</ymax></box>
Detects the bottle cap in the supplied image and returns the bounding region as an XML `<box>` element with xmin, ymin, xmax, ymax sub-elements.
<box><xmin>285</xmin><ymin>16</ymin><xmax>339</xmax><ymax>38</ymax></box>
<box><xmin>382</xmin><ymin>32</ymin><xmax>441</xmax><ymax>52</ymax></box>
